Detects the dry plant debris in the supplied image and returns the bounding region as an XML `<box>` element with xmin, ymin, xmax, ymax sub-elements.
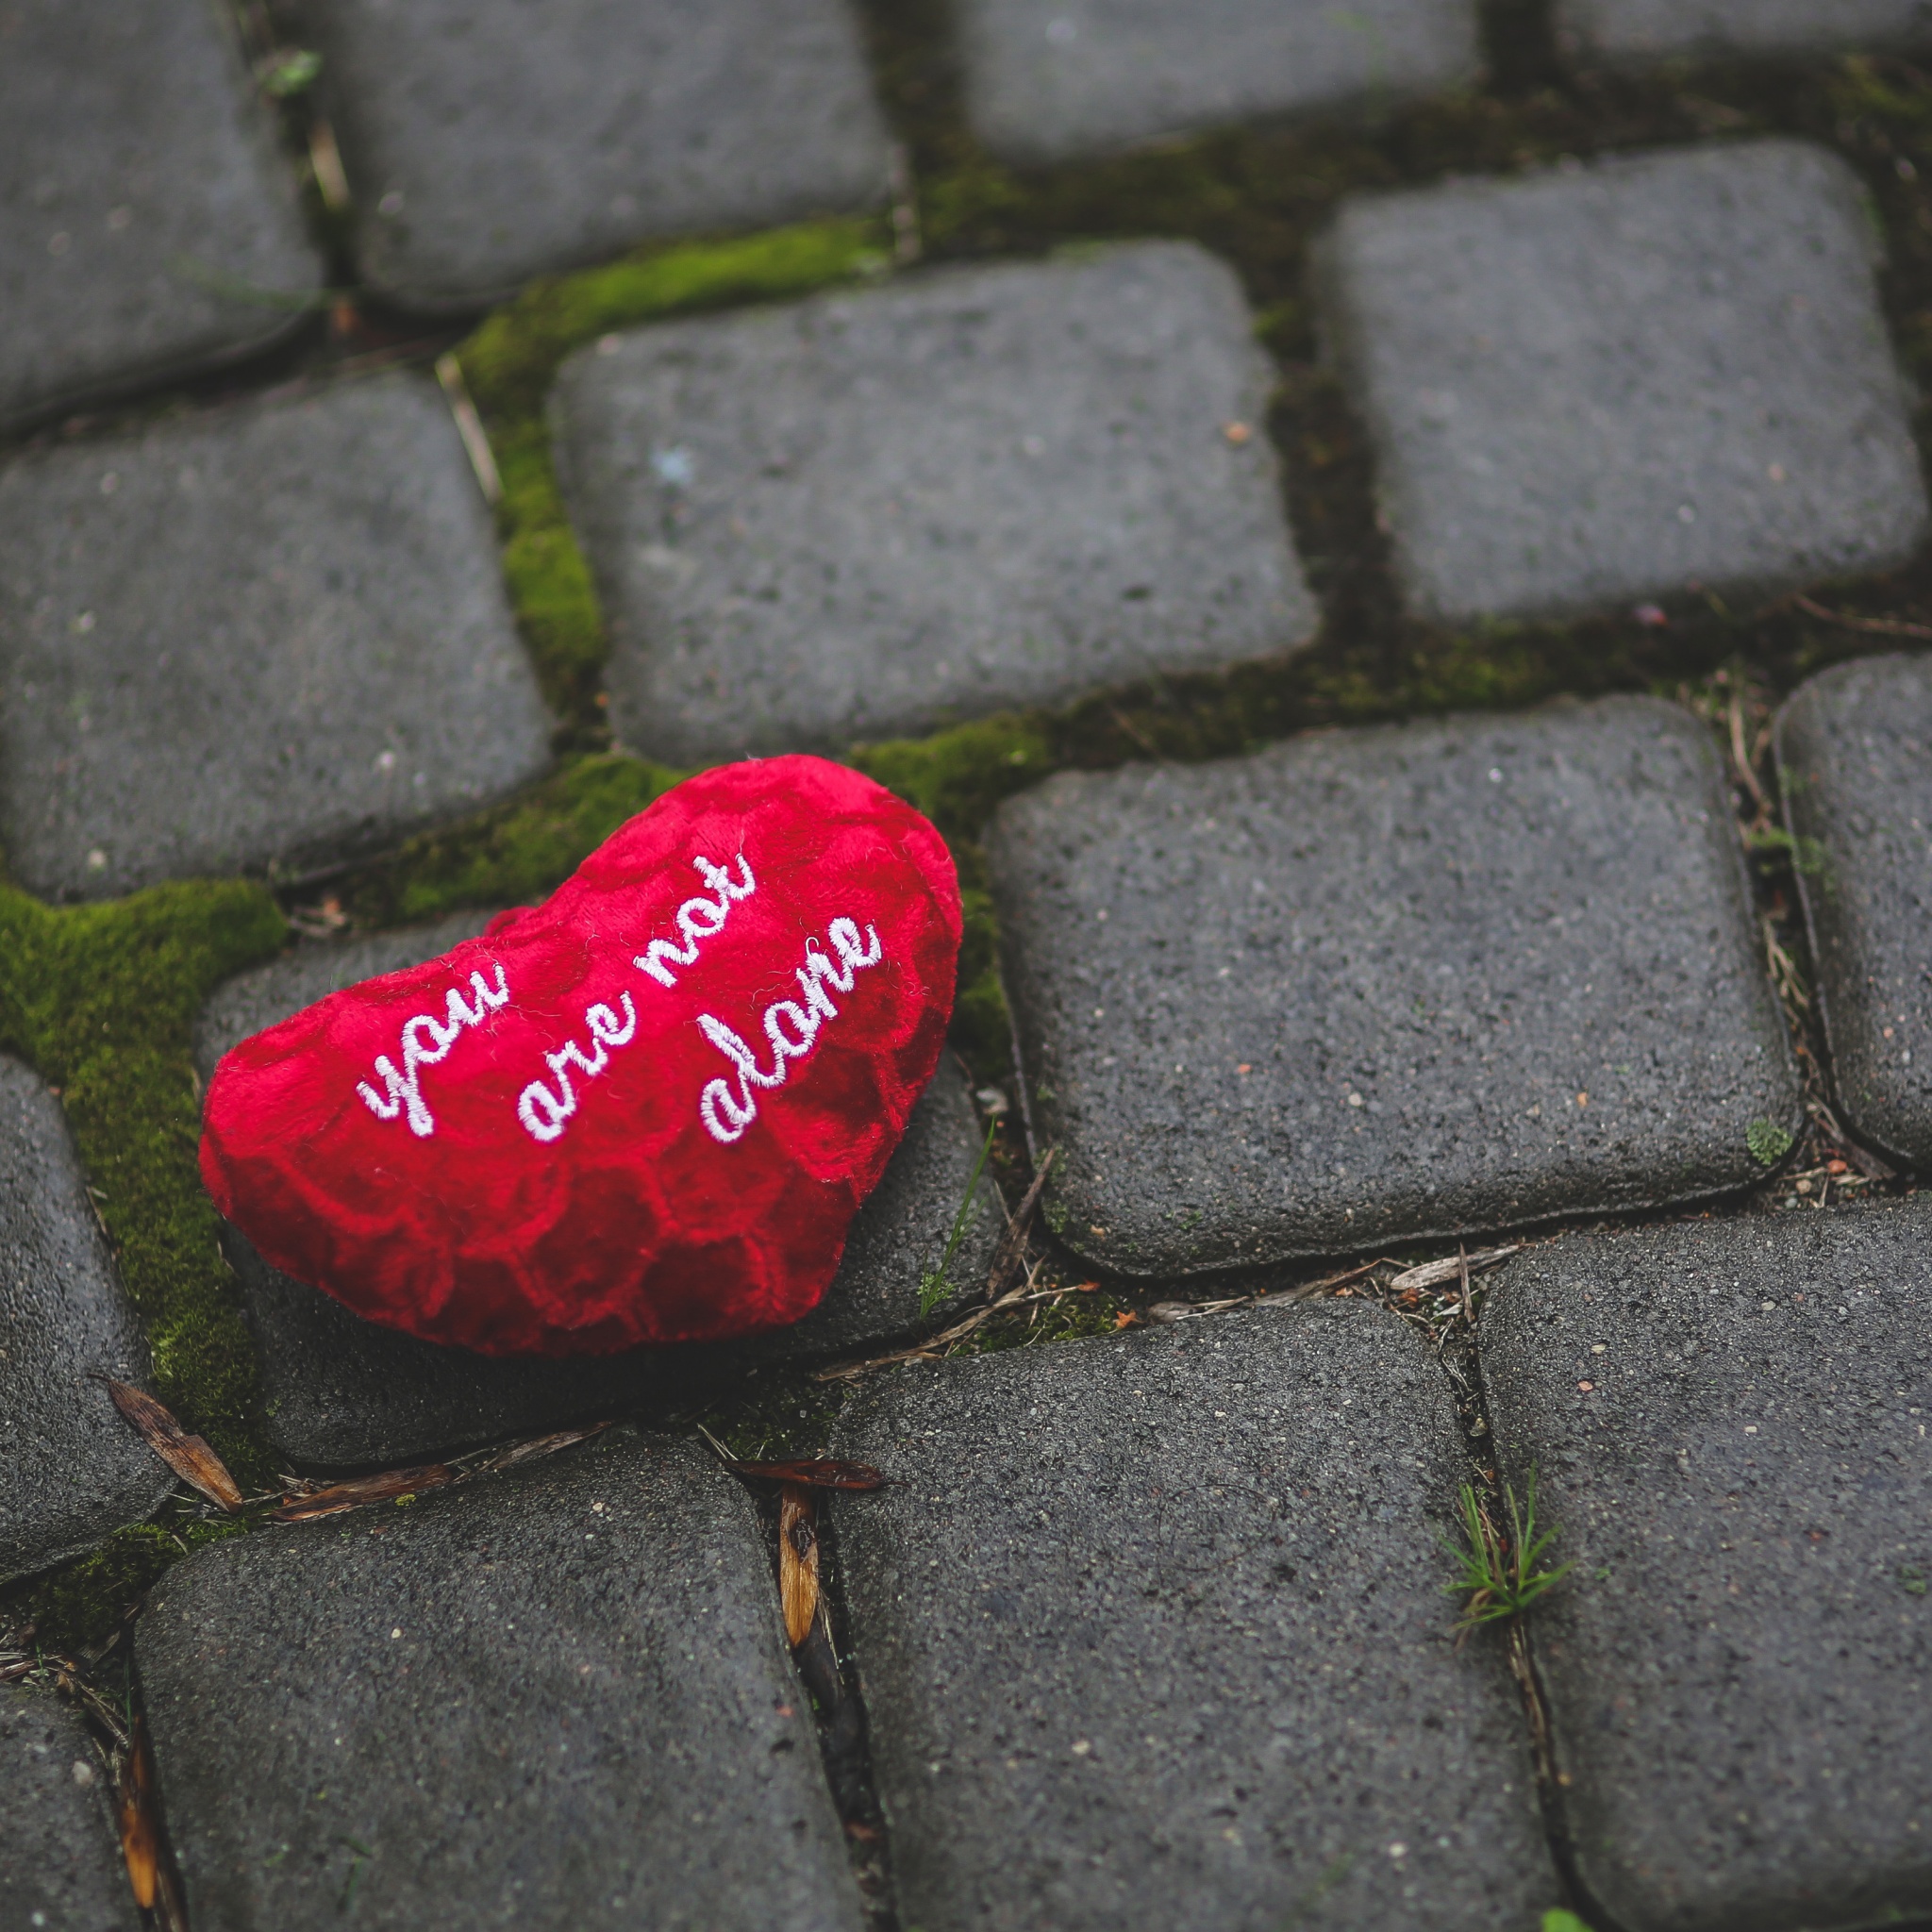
<box><xmin>274</xmin><ymin>1463</ymin><xmax>454</xmax><ymax>1522</ymax></box>
<box><xmin>778</xmin><ymin>1482</ymin><xmax>820</xmax><ymax>1650</ymax></box>
<box><xmin>724</xmin><ymin>1457</ymin><xmax>884</xmax><ymax>1491</ymax></box>
<box><xmin>101</xmin><ymin>1380</ymin><xmax>243</xmax><ymax>1513</ymax></box>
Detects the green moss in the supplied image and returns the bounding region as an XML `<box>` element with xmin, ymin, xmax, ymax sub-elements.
<box><xmin>451</xmin><ymin>220</ymin><xmax>888</xmax><ymax>724</ymax></box>
<box><xmin>4</xmin><ymin>1516</ymin><xmax>251</xmax><ymax>1655</ymax></box>
<box><xmin>0</xmin><ymin>881</ymin><xmax>288</xmax><ymax>1482</ymax></box>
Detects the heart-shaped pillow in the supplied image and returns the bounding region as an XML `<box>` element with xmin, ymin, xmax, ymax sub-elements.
<box><xmin>199</xmin><ymin>757</ymin><xmax>961</xmax><ymax>1356</ymax></box>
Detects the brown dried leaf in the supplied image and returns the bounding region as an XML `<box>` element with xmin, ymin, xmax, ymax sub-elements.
<box><xmin>1385</xmin><ymin>1245</ymin><xmax>1519</xmax><ymax>1294</ymax></box>
<box><xmin>727</xmin><ymin>1457</ymin><xmax>883</xmax><ymax>1491</ymax></box>
<box><xmin>103</xmin><ymin>1381</ymin><xmax>243</xmax><ymax>1512</ymax></box>
<box><xmin>778</xmin><ymin>1482</ymin><xmax>819</xmax><ymax>1649</ymax></box>
<box><xmin>119</xmin><ymin>1726</ymin><xmax>158</xmax><ymax>1908</ymax></box>
<box><xmin>274</xmin><ymin>1464</ymin><xmax>452</xmax><ymax>1522</ymax></box>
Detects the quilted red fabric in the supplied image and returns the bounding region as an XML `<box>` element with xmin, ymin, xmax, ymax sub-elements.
<box><xmin>199</xmin><ymin>757</ymin><xmax>961</xmax><ymax>1356</ymax></box>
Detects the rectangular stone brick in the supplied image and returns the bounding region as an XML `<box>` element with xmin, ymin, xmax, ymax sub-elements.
<box><xmin>195</xmin><ymin>921</ymin><xmax>1002</xmax><ymax>1465</ymax></box>
<box><xmin>301</xmin><ymin>0</ymin><xmax>891</xmax><ymax>311</ymax></box>
<box><xmin>0</xmin><ymin>0</ymin><xmax>322</xmax><ymax>434</ymax></box>
<box><xmin>1</xmin><ymin>1057</ymin><xmax>168</xmax><ymax>1586</ymax></box>
<box><xmin>988</xmin><ymin>696</ymin><xmax>1800</xmax><ymax>1279</ymax></box>
<box><xmin>139</xmin><ymin>1429</ymin><xmax>862</xmax><ymax>1932</ymax></box>
<box><xmin>1483</xmin><ymin>1202</ymin><xmax>1932</xmax><ymax>1932</ymax></box>
<box><xmin>834</xmin><ymin>1304</ymin><xmax>1560</xmax><ymax>1931</ymax></box>
<box><xmin>1775</xmin><ymin>654</ymin><xmax>1932</xmax><ymax>1169</ymax></box>
<box><xmin>957</xmin><ymin>0</ymin><xmax>1481</xmax><ymax>167</ymax></box>
<box><xmin>0</xmin><ymin>373</ymin><xmax>551</xmax><ymax>902</ymax></box>
<box><xmin>1558</xmin><ymin>0</ymin><xmax>1932</xmax><ymax>61</ymax></box>
<box><xmin>1316</xmin><ymin>141</ymin><xmax>1927</xmax><ymax>624</ymax></box>
<box><xmin>554</xmin><ymin>242</ymin><xmax>1314</xmax><ymax>762</ymax></box>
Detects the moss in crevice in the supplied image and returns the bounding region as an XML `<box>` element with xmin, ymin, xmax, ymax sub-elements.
<box><xmin>451</xmin><ymin>220</ymin><xmax>891</xmax><ymax>729</ymax></box>
<box><xmin>0</xmin><ymin>881</ymin><xmax>288</xmax><ymax>1483</ymax></box>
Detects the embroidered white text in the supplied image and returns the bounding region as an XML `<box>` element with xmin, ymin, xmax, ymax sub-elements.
<box><xmin>357</xmin><ymin>963</ymin><xmax>511</xmax><ymax>1138</ymax></box>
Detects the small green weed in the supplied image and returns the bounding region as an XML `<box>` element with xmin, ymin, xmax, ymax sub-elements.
<box><xmin>1543</xmin><ymin>1912</ymin><xmax>1595</xmax><ymax>1932</ymax></box>
<box><xmin>1442</xmin><ymin>1471</ymin><xmax>1571</xmax><ymax>1633</ymax></box>
<box><xmin>1747</xmin><ymin>1118</ymin><xmax>1796</xmax><ymax>1167</ymax></box>
<box><xmin>918</xmin><ymin>1116</ymin><xmax>997</xmax><ymax>1318</ymax></box>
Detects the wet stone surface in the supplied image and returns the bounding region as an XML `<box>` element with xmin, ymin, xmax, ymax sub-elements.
<box><xmin>833</xmin><ymin>1301</ymin><xmax>1560</xmax><ymax>1932</ymax></box>
<box><xmin>302</xmin><ymin>0</ymin><xmax>891</xmax><ymax>312</ymax></box>
<box><xmin>0</xmin><ymin>0</ymin><xmax>321</xmax><ymax>434</ymax></box>
<box><xmin>0</xmin><ymin>1684</ymin><xmax>139</xmax><ymax>1932</ymax></box>
<box><xmin>0</xmin><ymin>1056</ymin><xmax>168</xmax><ymax>1587</ymax></box>
<box><xmin>1483</xmin><ymin>1201</ymin><xmax>1932</xmax><ymax>1932</ymax></box>
<box><xmin>954</xmin><ymin>0</ymin><xmax>1479</xmax><ymax>167</ymax></box>
<box><xmin>555</xmin><ymin>242</ymin><xmax>1313</xmax><ymax>762</ymax></box>
<box><xmin>196</xmin><ymin>922</ymin><xmax>1001</xmax><ymax>1466</ymax></box>
<box><xmin>1775</xmin><ymin>654</ymin><xmax>1932</xmax><ymax>1171</ymax></box>
<box><xmin>0</xmin><ymin>372</ymin><xmax>552</xmax><ymax>902</ymax></box>
<box><xmin>988</xmin><ymin>695</ymin><xmax>1799</xmax><ymax>1281</ymax></box>
<box><xmin>138</xmin><ymin>1428</ymin><xmax>861</xmax><ymax>1932</ymax></box>
<box><xmin>1316</xmin><ymin>140</ymin><xmax>1927</xmax><ymax>625</ymax></box>
<box><xmin>1557</xmin><ymin>0</ymin><xmax>1932</xmax><ymax>61</ymax></box>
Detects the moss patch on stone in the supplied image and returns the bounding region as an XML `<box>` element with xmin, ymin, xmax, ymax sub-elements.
<box><xmin>452</xmin><ymin>220</ymin><xmax>890</xmax><ymax>727</ymax></box>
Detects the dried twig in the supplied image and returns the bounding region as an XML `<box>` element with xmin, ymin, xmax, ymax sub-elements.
<box><xmin>1793</xmin><ymin>593</ymin><xmax>1932</xmax><ymax>641</ymax></box>
<box><xmin>471</xmin><ymin>1424</ymin><xmax>610</xmax><ymax>1474</ymax></box>
<box><xmin>982</xmin><ymin>1147</ymin><xmax>1056</xmax><ymax>1302</ymax></box>
<box><xmin>100</xmin><ymin>1382</ymin><xmax>243</xmax><ymax>1513</ymax></box>
<box><xmin>274</xmin><ymin>1464</ymin><xmax>452</xmax><ymax>1522</ymax></box>
<box><xmin>1457</xmin><ymin>1242</ymin><xmax>1474</xmax><ymax>1328</ymax></box>
<box><xmin>1385</xmin><ymin>1245</ymin><xmax>1518</xmax><ymax>1294</ymax></box>
<box><xmin>436</xmin><ymin>353</ymin><xmax>503</xmax><ymax>505</ymax></box>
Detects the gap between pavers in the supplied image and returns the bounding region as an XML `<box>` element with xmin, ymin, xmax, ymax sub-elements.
<box><xmin>136</xmin><ymin>1427</ymin><xmax>863</xmax><ymax>1932</ymax></box>
<box><xmin>193</xmin><ymin>916</ymin><xmax>1003</xmax><ymax>1468</ymax></box>
<box><xmin>952</xmin><ymin>0</ymin><xmax>1482</xmax><ymax>169</ymax></box>
<box><xmin>1556</xmin><ymin>0</ymin><xmax>1932</xmax><ymax>63</ymax></box>
<box><xmin>0</xmin><ymin>1056</ymin><xmax>170</xmax><ymax>1588</ymax></box>
<box><xmin>298</xmin><ymin>0</ymin><xmax>891</xmax><ymax>312</ymax></box>
<box><xmin>0</xmin><ymin>1683</ymin><xmax>140</xmax><ymax>1932</ymax></box>
<box><xmin>0</xmin><ymin>372</ymin><xmax>552</xmax><ymax>904</ymax></box>
<box><xmin>0</xmin><ymin>0</ymin><xmax>322</xmax><ymax>436</ymax></box>
<box><xmin>1314</xmin><ymin>139</ymin><xmax>1928</xmax><ymax>625</ymax></box>
<box><xmin>1775</xmin><ymin>653</ymin><xmax>1932</xmax><ymax>1172</ymax></box>
<box><xmin>1483</xmin><ymin>1199</ymin><xmax>1932</xmax><ymax>1932</ymax></box>
<box><xmin>988</xmin><ymin>693</ymin><xmax>1801</xmax><ymax>1281</ymax></box>
<box><xmin>831</xmin><ymin>1300</ymin><xmax>1561</xmax><ymax>1931</ymax></box>
<box><xmin>552</xmin><ymin>241</ymin><xmax>1315</xmax><ymax>763</ymax></box>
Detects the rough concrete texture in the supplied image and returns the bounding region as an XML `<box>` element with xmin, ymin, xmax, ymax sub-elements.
<box><xmin>138</xmin><ymin>1428</ymin><xmax>861</xmax><ymax>1932</ymax></box>
<box><xmin>301</xmin><ymin>0</ymin><xmax>891</xmax><ymax>312</ymax></box>
<box><xmin>957</xmin><ymin>0</ymin><xmax>1480</xmax><ymax>167</ymax></box>
<box><xmin>1558</xmin><ymin>0</ymin><xmax>1932</xmax><ymax>61</ymax></box>
<box><xmin>834</xmin><ymin>1302</ymin><xmax>1559</xmax><ymax>1932</ymax></box>
<box><xmin>555</xmin><ymin>242</ymin><xmax>1314</xmax><ymax>761</ymax></box>
<box><xmin>1317</xmin><ymin>140</ymin><xmax>1927</xmax><ymax>624</ymax></box>
<box><xmin>0</xmin><ymin>0</ymin><xmax>321</xmax><ymax>435</ymax></box>
<box><xmin>988</xmin><ymin>696</ymin><xmax>1800</xmax><ymax>1279</ymax></box>
<box><xmin>1775</xmin><ymin>655</ymin><xmax>1932</xmax><ymax>1170</ymax></box>
<box><xmin>0</xmin><ymin>1057</ymin><xmax>169</xmax><ymax>1587</ymax></box>
<box><xmin>0</xmin><ymin>374</ymin><xmax>551</xmax><ymax>902</ymax></box>
<box><xmin>195</xmin><ymin>922</ymin><xmax>1000</xmax><ymax>1465</ymax></box>
<box><xmin>1484</xmin><ymin>1201</ymin><xmax>1932</xmax><ymax>1932</ymax></box>
<box><xmin>0</xmin><ymin>1685</ymin><xmax>140</xmax><ymax>1932</ymax></box>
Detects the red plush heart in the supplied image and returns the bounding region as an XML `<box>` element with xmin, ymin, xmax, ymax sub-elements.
<box><xmin>198</xmin><ymin>757</ymin><xmax>961</xmax><ymax>1356</ymax></box>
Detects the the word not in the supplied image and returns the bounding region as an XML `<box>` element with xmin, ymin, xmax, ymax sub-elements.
<box><xmin>358</xmin><ymin>963</ymin><xmax>511</xmax><ymax>1138</ymax></box>
<box><xmin>516</xmin><ymin>994</ymin><xmax>639</xmax><ymax>1144</ymax></box>
<box><xmin>698</xmin><ymin>916</ymin><xmax>883</xmax><ymax>1145</ymax></box>
<box><xmin>635</xmin><ymin>854</ymin><xmax>756</xmax><ymax>987</ymax></box>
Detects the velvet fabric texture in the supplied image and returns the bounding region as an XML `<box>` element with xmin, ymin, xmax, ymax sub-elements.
<box><xmin>200</xmin><ymin>757</ymin><xmax>961</xmax><ymax>1356</ymax></box>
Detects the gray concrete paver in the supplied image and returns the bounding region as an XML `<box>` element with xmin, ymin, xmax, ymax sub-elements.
<box><xmin>1558</xmin><ymin>0</ymin><xmax>1932</xmax><ymax>62</ymax></box>
<box><xmin>1776</xmin><ymin>654</ymin><xmax>1932</xmax><ymax>1170</ymax></box>
<box><xmin>1317</xmin><ymin>140</ymin><xmax>1927</xmax><ymax>624</ymax></box>
<box><xmin>955</xmin><ymin>0</ymin><xmax>1481</xmax><ymax>167</ymax></box>
<box><xmin>0</xmin><ymin>0</ymin><xmax>322</xmax><ymax>435</ymax></box>
<box><xmin>300</xmin><ymin>0</ymin><xmax>891</xmax><ymax>312</ymax></box>
<box><xmin>0</xmin><ymin>373</ymin><xmax>552</xmax><ymax>902</ymax></box>
<box><xmin>0</xmin><ymin>1685</ymin><xmax>140</xmax><ymax>1932</ymax></box>
<box><xmin>137</xmin><ymin>1427</ymin><xmax>862</xmax><ymax>1932</ymax></box>
<box><xmin>0</xmin><ymin>1057</ymin><xmax>169</xmax><ymax>1587</ymax></box>
<box><xmin>554</xmin><ymin>242</ymin><xmax>1314</xmax><ymax>761</ymax></box>
<box><xmin>834</xmin><ymin>1302</ymin><xmax>1560</xmax><ymax>1932</ymax></box>
<box><xmin>988</xmin><ymin>695</ymin><xmax>1799</xmax><ymax>1279</ymax></box>
<box><xmin>1484</xmin><ymin>1201</ymin><xmax>1932</xmax><ymax>1932</ymax></box>
<box><xmin>195</xmin><ymin>922</ymin><xmax>1000</xmax><ymax>1466</ymax></box>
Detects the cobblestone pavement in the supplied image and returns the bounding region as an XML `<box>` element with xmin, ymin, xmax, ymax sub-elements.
<box><xmin>3</xmin><ymin>4</ymin><xmax>1932</xmax><ymax>1929</ymax></box>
